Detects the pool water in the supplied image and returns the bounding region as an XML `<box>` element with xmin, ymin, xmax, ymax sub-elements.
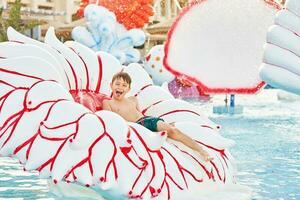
<box><xmin>205</xmin><ymin>90</ymin><xmax>300</xmax><ymax>200</ymax></box>
<box><xmin>0</xmin><ymin>89</ymin><xmax>299</xmax><ymax>199</ymax></box>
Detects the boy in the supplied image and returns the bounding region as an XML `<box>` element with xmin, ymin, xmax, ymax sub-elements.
<box><xmin>103</xmin><ymin>72</ymin><xmax>213</xmax><ymax>162</ymax></box>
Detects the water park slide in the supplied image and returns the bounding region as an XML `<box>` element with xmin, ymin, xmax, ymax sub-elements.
<box><xmin>0</xmin><ymin>27</ymin><xmax>251</xmax><ymax>199</ymax></box>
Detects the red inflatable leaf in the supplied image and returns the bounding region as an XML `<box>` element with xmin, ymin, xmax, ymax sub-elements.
<box><xmin>76</xmin><ymin>0</ymin><xmax>90</xmax><ymax>18</ymax></box>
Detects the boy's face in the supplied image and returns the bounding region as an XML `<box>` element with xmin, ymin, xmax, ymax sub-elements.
<box><xmin>110</xmin><ymin>78</ymin><xmax>130</xmax><ymax>100</ymax></box>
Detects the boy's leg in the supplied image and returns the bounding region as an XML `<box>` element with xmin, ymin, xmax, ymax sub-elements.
<box><xmin>156</xmin><ymin>121</ymin><xmax>213</xmax><ymax>162</ymax></box>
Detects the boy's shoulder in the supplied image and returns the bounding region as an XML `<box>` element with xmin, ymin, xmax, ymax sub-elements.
<box><xmin>128</xmin><ymin>96</ymin><xmax>138</xmax><ymax>102</ymax></box>
<box><xmin>103</xmin><ymin>99</ymin><xmax>112</xmax><ymax>105</ymax></box>
<box><xmin>103</xmin><ymin>98</ymin><xmax>112</xmax><ymax>102</ymax></box>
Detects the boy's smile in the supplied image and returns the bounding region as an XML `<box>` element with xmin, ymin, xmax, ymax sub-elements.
<box><xmin>115</xmin><ymin>90</ymin><xmax>123</xmax><ymax>95</ymax></box>
<box><xmin>111</xmin><ymin>78</ymin><xmax>130</xmax><ymax>100</ymax></box>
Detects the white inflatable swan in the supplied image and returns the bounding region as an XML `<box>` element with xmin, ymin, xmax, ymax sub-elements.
<box><xmin>0</xmin><ymin>27</ymin><xmax>249</xmax><ymax>199</ymax></box>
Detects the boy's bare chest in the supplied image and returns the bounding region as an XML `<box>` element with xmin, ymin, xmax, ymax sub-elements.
<box><xmin>111</xmin><ymin>102</ymin><xmax>135</xmax><ymax>115</ymax></box>
<box><xmin>109</xmin><ymin>100</ymin><xmax>142</xmax><ymax>122</ymax></box>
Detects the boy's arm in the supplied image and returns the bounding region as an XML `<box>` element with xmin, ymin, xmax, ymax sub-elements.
<box><xmin>135</xmin><ymin>97</ymin><xmax>142</xmax><ymax>112</ymax></box>
<box><xmin>102</xmin><ymin>100</ymin><xmax>112</xmax><ymax>111</ymax></box>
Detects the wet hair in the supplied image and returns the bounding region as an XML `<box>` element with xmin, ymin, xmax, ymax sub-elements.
<box><xmin>111</xmin><ymin>72</ymin><xmax>132</xmax><ymax>86</ymax></box>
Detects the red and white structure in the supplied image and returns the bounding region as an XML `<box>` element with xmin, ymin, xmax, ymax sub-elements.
<box><xmin>164</xmin><ymin>0</ymin><xmax>280</xmax><ymax>94</ymax></box>
<box><xmin>0</xmin><ymin>27</ymin><xmax>250</xmax><ymax>199</ymax></box>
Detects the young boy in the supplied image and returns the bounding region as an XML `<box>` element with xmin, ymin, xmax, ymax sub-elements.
<box><xmin>103</xmin><ymin>72</ymin><xmax>213</xmax><ymax>162</ymax></box>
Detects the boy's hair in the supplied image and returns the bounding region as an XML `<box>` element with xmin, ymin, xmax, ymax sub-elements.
<box><xmin>111</xmin><ymin>72</ymin><xmax>132</xmax><ymax>86</ymax></box>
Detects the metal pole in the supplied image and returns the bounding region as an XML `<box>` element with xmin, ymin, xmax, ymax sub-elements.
<box><xmin>230</xmin><ymin>94</ymin><xmax>235</xmax><ymax>107</ymax></box>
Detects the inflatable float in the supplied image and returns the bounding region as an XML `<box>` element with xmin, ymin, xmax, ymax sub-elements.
<box><xmin>0</xmin><ymin>27</ymin><xmax>251</xmax><ymax>199</ymax></box>
<box><xmin>260</xmin><ymin>0</ymin><xmax>300</xmax><ymax>95</ymax></box>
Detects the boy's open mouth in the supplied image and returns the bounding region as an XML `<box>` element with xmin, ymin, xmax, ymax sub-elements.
<box><xmin>116</xmin><ymin>90</ymin><xmax>123</xmax><ymax>95</ymax></box>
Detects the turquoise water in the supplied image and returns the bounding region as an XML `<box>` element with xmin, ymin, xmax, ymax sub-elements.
<box><xmin>0</xmin><ymin>90</ymin><xmax>299</xmax><ymax>199</ymax></box>
<box><xmin>0</xmin><ymin>158</ymin><xmax>55</xmax><ymax>199</ymax></box>
<box><xmin>207</xmin><ymin>90</ymin><xmax>300</xmax><ymax>200</ymax></box>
